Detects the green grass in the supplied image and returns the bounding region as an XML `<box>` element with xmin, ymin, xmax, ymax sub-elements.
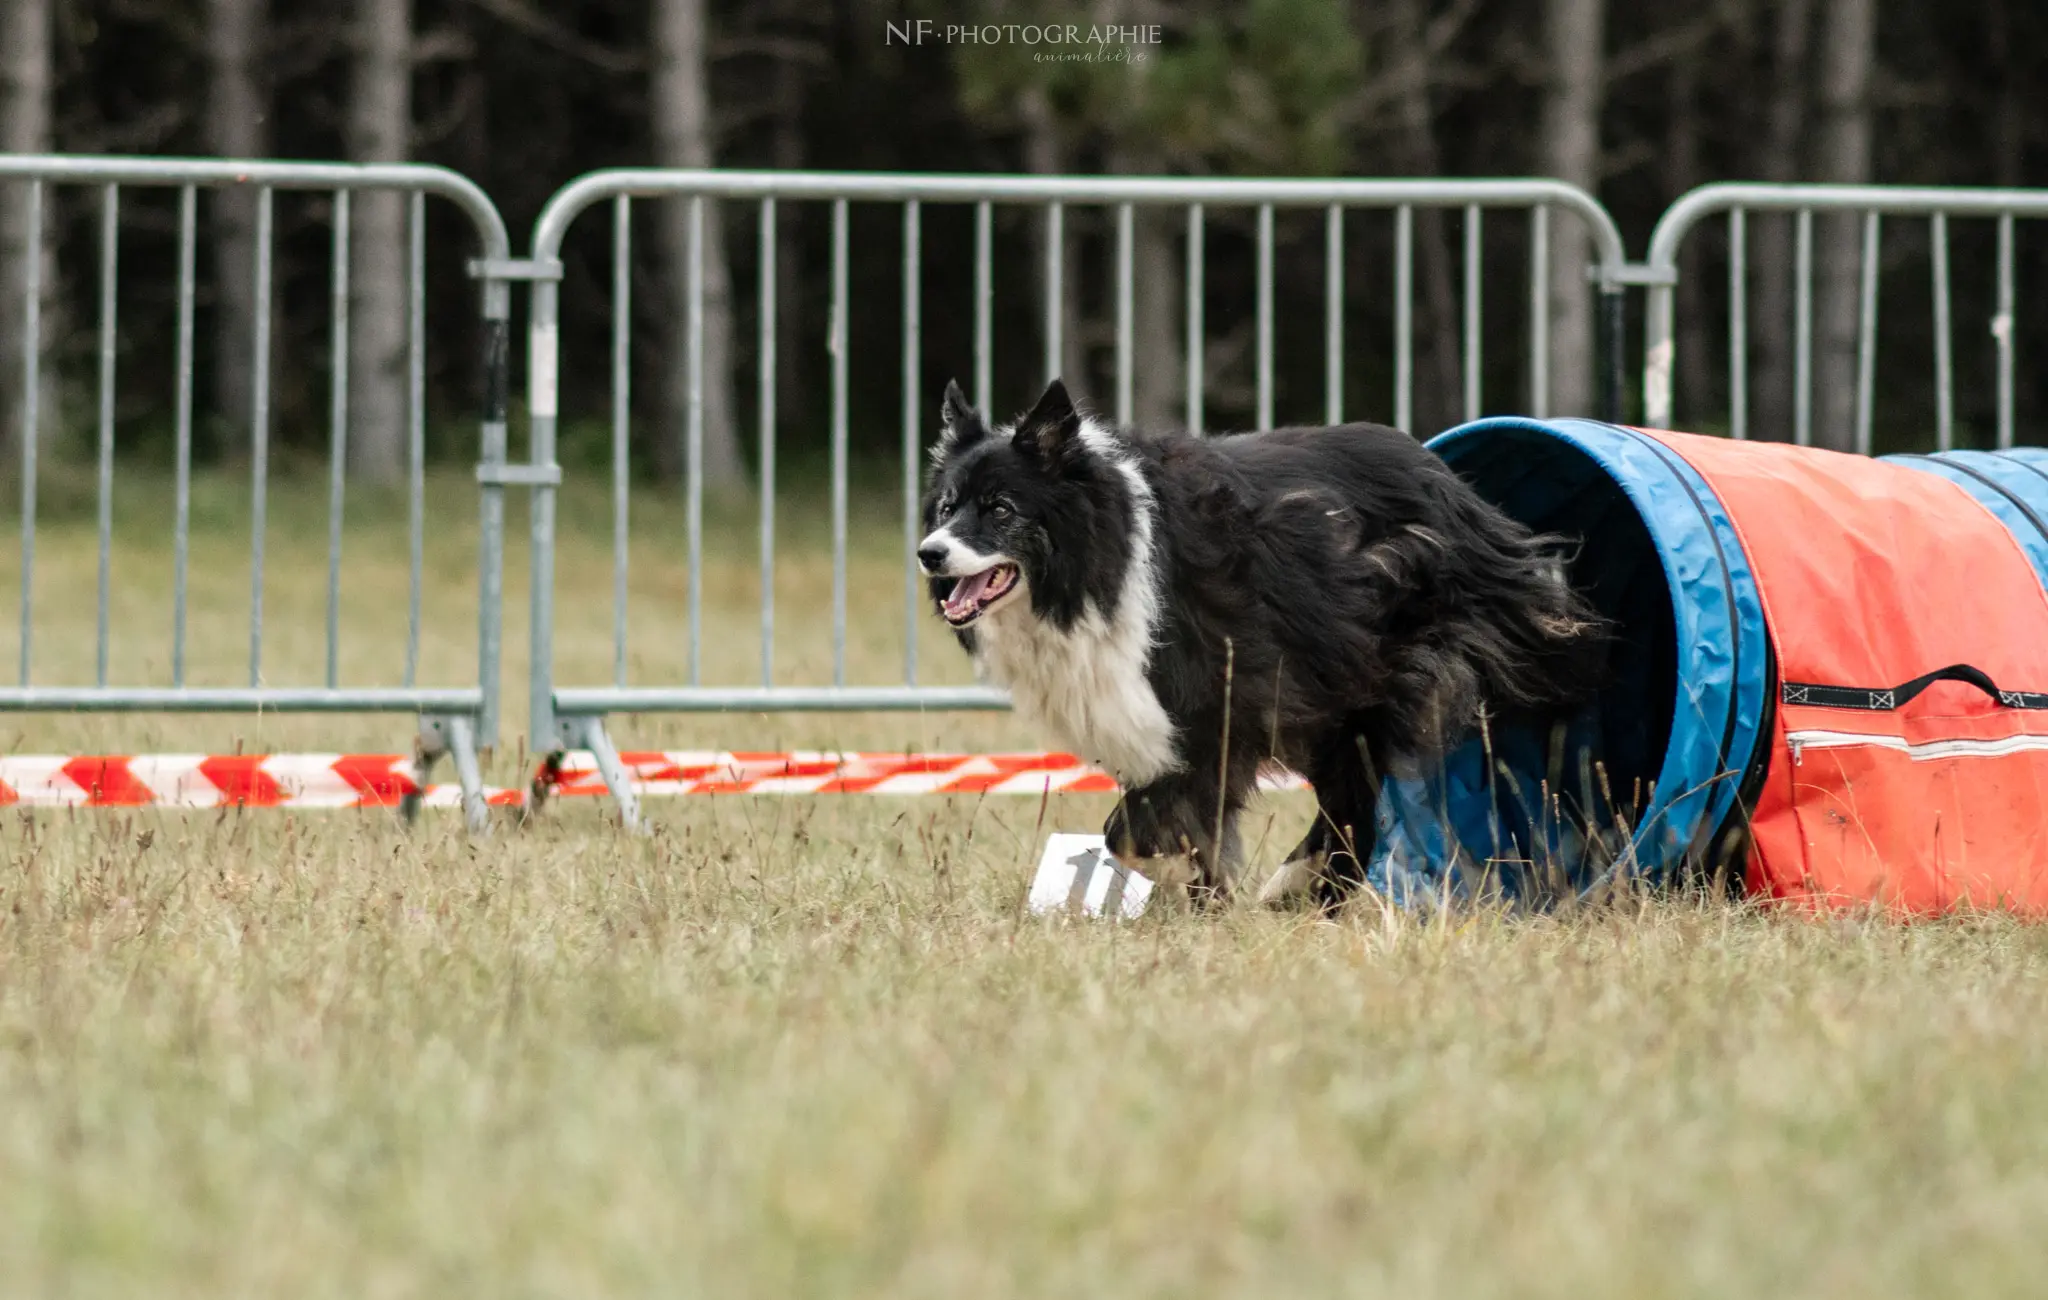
<box><xmin>5</xmin><ymin>471</ymin><xmax>2048</xmax><ymax>1296</ymax></box>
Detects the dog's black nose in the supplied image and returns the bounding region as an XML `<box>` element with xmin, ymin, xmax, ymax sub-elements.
<box><xmin>916</xmin><ymin>544</ymin><xmax>948</xmax><ymax>573</ymax></box>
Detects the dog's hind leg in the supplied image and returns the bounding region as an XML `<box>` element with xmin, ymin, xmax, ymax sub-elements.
<box><xmin>1256</xmin><ymin>851</ymin><xmax>1324</xmax><ymax>907</ymax></box>
<box><xmin>1308</xmin><ymin>805</ymin><xmax>1380</xmax><ymax>910</ymax></box>
<box><xmin>1263</xmin><ymin>727</ymin><xmax>1385</xmax><ymax>910</ymax></box>
<box><xmin>1259</xmin><ymin>815</ymin><xmax>1331</xmax><ymax>907</ymax></box>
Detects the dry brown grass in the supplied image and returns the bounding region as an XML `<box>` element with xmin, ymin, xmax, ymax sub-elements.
<box><xmin>4</xmin><ymin>471</ymin><xmax>2048</xmax><ymax>1297</ymax></box>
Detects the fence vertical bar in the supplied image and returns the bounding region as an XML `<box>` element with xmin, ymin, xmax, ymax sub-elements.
<box><xmin>1395</xmin><ymin>205</ymin><xmax>1413</xmax><ymax>433</ymax></box>
<box><xmin>527</xmin><ymin>273</ymin><xmax>561</xmax><ymax>749</ymax></box>
<box><xmin>1185</xmin><ymin>204</ymin><xmax>1203</xmax><ymax>433</ymax></box>
<box><xmin>1463</xmin><ymin>204</ymin><xmax>1482</xmax><ymax>422</ymax></box>
<box><xmin>249</xmin><ymin>188</ymin><xmax>273</xmax><ymax>685</ymax></box>
<box><xmin>975</xmin><ymin>199</ymin><xmax>993</xmax><ymax>415</ymax></box>
<box><xmin>1996</xmin><ymin>213</ymin><xmax>2015</xmax><ymax>450</ymax></box>
<box><xmin>831</xmin><ymin>197</ymin><xmax>849</xmax><ymax>688</ymax></box>
<box><xmin>686</xmin><ymin>195</ymin><xmax>704</xmax><ymax>685</ymax></box>
<box><xmin>1794</xmin><ymin>207</ymin><xmax>1812</xmax><ymax>447</ymax></box>
<box><xmin>1117</xmin><ymin>202</ymin><xmax>1134</xmax><ymax>425</ymax></box>
<box><xmin>1044</xmin><ymin>202</ymin><xmax>1062</xmax><ymax>385</ymax></box>
<box><xmin>1529</xmin><ymin>205</ymin><xmax>1548</xmax><ymax>418</ymax></box>
<box><xmin>1854</xmin><ymin>211</ymin><xmax>1880</xmax><ymax>456</ymax></box>
<box><xmin>96</xmin><ymin>184</ymin><xmax>118</xmax><ymax>687</ymax></box>
<box><xmin>611</xmin><ymin>194</ymin><xmax>631</xmax><ymax>687</ymax></box>
<box><xmin>405</xmin><ymin>190</ymin><xmax>425</xmax><ymax>688</ymax></box>
<box><xmin>1729</xmin><ymin>208</ymin><xmax>1748</xmax><ymax>440</ymax></box>
<box><xmin>902</xmin><ymin>199</ymin><xmax>921</xmax><ymax>686</ymax></box>
<box><xmin>475</xmin><ymin>263</ymin><xmax>512</xmax><ymax>755</ymax></box>
<box><xmin>1644</xmin><ymin>267</ymin><xmax>1675</xmax><ymax>429</ymax></box>
<box><xmin>324</xmin><ymin>190</ymin><xmax>349</xmax><ymax>689</ymax></box>
<box><xmin>1325</xmin><ymin>204</ymin><xmax>1343</xmax><ymax>424</ymax></box>
<box><xmin>16</xmin><ymin>180</ymin><xmax>40</xmax><ymax>685</ymax></box>
<box><xmin>1932</xmin><ymin>211</ymin><xmax>1953</xmax><ymax>452</ymax></box>
<box><xmin>1256</xmin><ymin>203</ymin><xmax>1274</xmax><ymax>431</ymax></box>
<box><xmin>760</xmin><ymin>197</ymin><xmax>777</xmax><ymax>684</ymax></box>
<box><xmin>174</xmin><ymin>184</ymin><xmax>197</xmax><ymax>688</ymax></box>
<box><xmin>1598</xmin><ymin>287</ymin><xmax>1627</xmax><ymax>425</ymax></box>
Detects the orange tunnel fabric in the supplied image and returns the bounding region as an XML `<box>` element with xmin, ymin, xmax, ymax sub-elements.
<box><xmin>1653</xmin><ymin>432</ymin><xmax>2048</xmax><ymax>912</ymax></box>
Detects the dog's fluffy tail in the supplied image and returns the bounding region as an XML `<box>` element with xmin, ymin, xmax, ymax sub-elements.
<box><xmin>1429</xmin><ymin>469</ymin><xmax>1610</xmax><ymax>714</ymax></box>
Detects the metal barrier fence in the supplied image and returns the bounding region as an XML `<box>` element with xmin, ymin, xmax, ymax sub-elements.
<box><xmin>520</xmin><ymin>170</ymin><xmax>1629</xmax><ymax>825</ymax></box>
<box><xmin>0</xmin><ymin>156</ymin><xmax>519</xmax><ymax>829</ymax></box>
<box><xmin>16</xmin><ymin>160</ymin><xmax>2040</xmax><ymax>828</ymax></box>
<box><xmin>1643</xmin><ymin>183</ymin><xmax>2044</xmax><ymax>449</ymax></box>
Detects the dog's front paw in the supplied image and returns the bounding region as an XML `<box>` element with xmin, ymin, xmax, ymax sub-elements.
<box><xmin>1105</xmin><ymin>788</ymin><xmax>1242</xmax><ymax>907</ymax></box>
<box><xmin>1103</xmin><ymin>793</ymin><xmax>1174</xmax><ymax>860</ymax></box>
<box><xmin>1103</xmin><ymin>797</ymin><xmax>1205</xmax><ymax>906</ymax></box>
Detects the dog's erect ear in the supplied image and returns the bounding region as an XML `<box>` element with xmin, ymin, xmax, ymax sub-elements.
<box><xmin>1012</xmin><ymin>378</ymin><xmax>1082</xmax><ymax>465</ymax></box>
<box><xmin>933</xmin><ymin>379</ymin><xmax>989</xmax><ymax>463</ymax></box>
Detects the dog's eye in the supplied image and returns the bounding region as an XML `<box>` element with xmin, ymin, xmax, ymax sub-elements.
<box><xmin>988</xmin><ymin>500</ymin><xmax>1013</xmax><ymax>519</ymax></box>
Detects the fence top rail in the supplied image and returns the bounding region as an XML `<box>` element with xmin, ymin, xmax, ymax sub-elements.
<box><xmin>0</xmin><ymin>153</ymin><xmax>510</xmax><ymax>258</ymax></box>
<box><xmin>530</xmin><ymin>168</ymin><xmax>1627</xmax><ymax>272</ymax></box>
<box><xmin>1647</xmin><ymin>181</ymin><xmax>2048</xmax><ymax>271</ymax></box>
<box><xmin>550</xmin><ymin>686</ymin><xmax>1013</xmax><ymax>715</ymax></box>
<box><xmin>0</xmin><ymin>687</ymin><xmax>485</xmax><ymax>714</ymax></box>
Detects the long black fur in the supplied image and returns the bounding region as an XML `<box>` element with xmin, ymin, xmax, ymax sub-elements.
<box><xmin>922</xmin><ymin>378</ymin><xmax>1604</xmax><ymax>905</ymax></box>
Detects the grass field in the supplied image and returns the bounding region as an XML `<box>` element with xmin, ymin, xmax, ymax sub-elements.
<box><xmin>6</xmin><ymin>470</ymin><xmax>2048</xmax><ymax>1296</ymax></box>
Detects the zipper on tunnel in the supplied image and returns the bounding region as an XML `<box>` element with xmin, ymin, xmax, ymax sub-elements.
<box><xmin>1786</xmin><ymin>729</ymin><xmax>2048</xmax><ymax>762</ymax></box>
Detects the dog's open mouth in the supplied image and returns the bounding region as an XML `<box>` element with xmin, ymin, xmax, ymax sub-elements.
<box><xmin>938</xmin><ymin>563</ymin><xmax>1019</xmax><ymax>626</ymax></box>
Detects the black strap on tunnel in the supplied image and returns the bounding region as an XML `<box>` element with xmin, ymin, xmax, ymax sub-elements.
<box><xmin>1782</xmin><ymin>664</ymin><xmax>2048</xmax><ymax>711</ymax></box>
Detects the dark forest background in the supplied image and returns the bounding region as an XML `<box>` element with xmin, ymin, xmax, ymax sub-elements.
<box><xmin>1</xmin><ymin>0</ymin><xmax>2044</xmax><ymax>492</ymax></box>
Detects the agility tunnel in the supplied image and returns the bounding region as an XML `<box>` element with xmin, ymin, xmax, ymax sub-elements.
<box><xmin>1371</xmin><ymin>418</ymin><xmax>2048</xmax><ymax>913</ymax></box>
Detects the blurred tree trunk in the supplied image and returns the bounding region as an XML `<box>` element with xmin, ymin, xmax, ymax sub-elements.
<box><xmin>207</xmin><ymin>0</ymin><xmax>268</xmax><ymax>444</ymax></box>
<box><xmin>1752</xmin><ymin>0</ymin><xmax>1812</xmax><ymax>441</ymax></box>
<box><xmin>1990</xmin><ymin>0</ymin><xmax>2023</xmax><ymax>187</ymax></box>
<box><xmin>1390</xmin><ymin>0</ymin><xmax>1461</xmax><ymax>436</ymax></box>
<box><xmin>1130</xmin><ymin>204</ymin><xmax>1182</xmax><ymax>428</ymax></box>
<box><xmin>1664</xmin><ymin>47</ymin><xmax>1709</xmax><ymax>424</ymax></box>
<box><xmin>652</xmin><ymin>0</ymin><xmax>745</xmax><ymax>491</ymax></box>
<box><xmin>1</xmin><ymin>0</ymin><xmax>53</xmax><ymax>464</ymax></box>
<box><xmin>1813</xmin><ymin>0</ymin><xmax>1874</xmax><ymax>451</ymax></box>
<box><xmin>769</xmin><ymin>19</ymin><xmax>805</xmax><ymax>435</ymax></box>
<box><xmin>1021</xmin><ymin>86</ymin><xmax>1086</xmax><ymax>397</ymax></box>
<box><xmin>1105</xmin><ymin>147</ymin><xmax>1181</xmax><ymax>430</ymax></box>
<box><xmin>346</xmin><ymin>0</ymin><xmax>412</xmax><ymax>484</ymax></box>
<box><xmin>1541</xmin><ymin>0</ymin><xmax>1603</xmax><ymax>417</ymax></box>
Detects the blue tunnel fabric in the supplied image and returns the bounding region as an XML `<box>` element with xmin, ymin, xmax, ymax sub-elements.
<box><xmin>1362</xmin><ymin>418</ymin><xmax>1773</xmax><ymax>905</ymax></box>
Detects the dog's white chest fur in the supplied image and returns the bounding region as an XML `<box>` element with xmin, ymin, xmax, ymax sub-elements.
<box><xmin>973</xmin><ymin>606</ymin><xmax>1179</xmax><ymax>785</ymax></box>
<box><xmin>971</xmin><ymin>433</ymin><xmax>1180</xmax><ymax>786</ymax></box>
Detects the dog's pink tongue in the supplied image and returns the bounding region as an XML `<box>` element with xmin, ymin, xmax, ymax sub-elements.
<box><xmin>945</xmin><ymin>568</ymin><xmax>995</xmax><ymax>615</ymax></box>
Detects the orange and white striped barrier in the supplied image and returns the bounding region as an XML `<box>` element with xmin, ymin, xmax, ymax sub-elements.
<box><xmin>0</xmin><ymin>750</ymin><xmax>1308</xmax><ymax>811</ymax></box>
<box><xmin>531</xmin><ymin>750</ymin><xmax>1308</xmax><ymax>799</ymax></box>
<box><xmin>0</xmin><ymin>754</ymin><xmax>520</xmax><ymax>810</ymax></box>
<box><xmin>533</xmin><ymin>749</ymin><xmax>1123</xmax><ymax>799</ymax></box>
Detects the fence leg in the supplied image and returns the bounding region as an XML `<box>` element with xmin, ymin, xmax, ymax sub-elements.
<box><xmin>570</xmin><ymin>715</ymin><xmax>643</xmax><ymax>833</ymax></box>
<box><xmin>404</xmin><ymin>720</ymin><xmax>440</xmax><ymax>824</ymax></box>
<box><xmin>412</xmin><ymin>713</ymin><xmax>491</xmax><ymax>833</ymax></box>
<box><xmin>1597</xmin><ymin>284</ymin><xmax>1627</xmax><ymax>424</ymax></box>
<box><xmin>445</xmin><ymin>714</ymin><xmax>490</xmax><ymax>834</ymax></box>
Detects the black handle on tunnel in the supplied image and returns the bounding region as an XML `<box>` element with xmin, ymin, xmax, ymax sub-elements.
<box><xmin>1782</xmin><ymin>663</ymin><xmax>2048</xmax><ymax>711</ymax></box>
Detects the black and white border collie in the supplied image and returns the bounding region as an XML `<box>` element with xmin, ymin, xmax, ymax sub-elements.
<box><xmin>918</xmin><ymin>378</ymin><xmax>1603</xmax><ymax>907</ymax></box>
